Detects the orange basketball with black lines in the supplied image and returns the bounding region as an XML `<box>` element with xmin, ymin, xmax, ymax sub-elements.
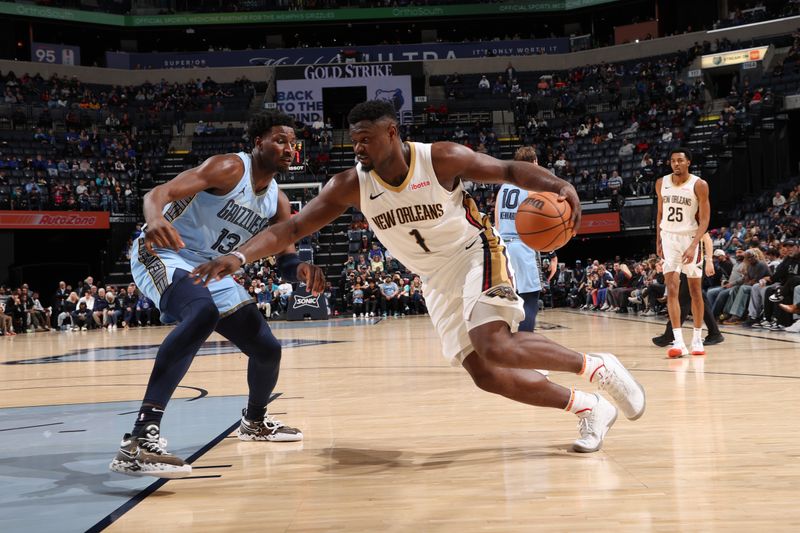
<box><xmin>514</xmin><ymin>191</ymin><xmax>574</xmax><ymax>252</ymax></box>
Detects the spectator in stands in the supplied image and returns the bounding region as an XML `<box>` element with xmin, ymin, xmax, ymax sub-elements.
<box><xmin>747</xmin><ymin>241</ymin><xmax>798</xmax><ymax>327</ymax></box>
<box><xmin>721</xmin><ymin>247</ymin><xmax>769</xmax><ymax>324</ymax></box>
<box><xmin>379</xmin><ymin>274</ymin><xmax>401</xmax><ymax>317</ymax></box>
<box><xmin>618</xmin><ymin>139</ymin><xmax>634</xmax><ymax>157</ymax></box>
<box><xmin>91</xmin><ymin>287</ymin><xmax>108</xmax><ymax>328</ymax></box>
<box><xmin>104</xmin><ymin>290</ymin><xmax>122</xmax><ymax>329</ymax></box>
<box><xmin>136</xmin><ymin>294</ymin><xmax>155</xmax><ymax>326</ymax></box>
<box><xmin>478</xmin><ymin>76</ymin><xmax>490</xmax><ymax>91</ymax></box>
<box><xmin>255</xmin><ymin>282</ymin><xmax>272</xmax><ymax>319</ymax></box>
<box><xmin>758</xmin><ymin>241</ymin><xmax>800</xmax><ymax>330</ymax></box>
<box><xmin>352</xmin><ymin>283</ymin><xmax>365</xmax><ymax>318</ymax></box>
<box><xmin>71</xmin><ymin>301</ymin><xmax>90</xmax><ymax>331</ymax></box>
<box><xmin>0</xmin><ymin>298</ymin><xmax>15</xmax><ymax>336</ymax></box>
<box><xmin>278</xmin><ymin>280</ymin><xmax>293</xmax><ymax>314</ymax></box>
<box><xmin>773</xmin><ymin>191</ymin><xmax>787</xmax><ymax>209</ymax></box>
<box><xmin>492</xmin><ymin>76</ymin><xmax>506</xmax><ymax>95</ymax></box>
<box><xmin>52</xmin><ymin>281</ymin><xmax>69</xmax><ymax>326</ymax></box>
<box><xmin>30</xmin><ymin>292</ymin><xmax>50</xmax><ymax>331</ymax></box>
<box><xmin>362</xmin><ymin>279</ymin><xmax>379</xmax><ymax>317</ymax></box>
<box><xmin>58</xmin><ymin>291</ymin><xmax>78</xmax><ymax>330</ymax></box>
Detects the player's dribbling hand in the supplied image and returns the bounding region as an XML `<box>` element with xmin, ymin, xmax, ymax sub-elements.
<box><xmin>144</xmin><ymin>218</ymin><xmax>185</xmax><ymax>255</ymax></box>
<box><xmin>557</xmin><ymin>184</ymin><xmax>581</xmax><ymax>236</ymax></box>
<box><xmin>297</xmin><ymin>263</ymin><xmax>326</xmax><ymax>295</ymax></box>
<box><xmin>190</xmin><ymin>255</ymin><xmax>241</xmax><ymax>287</ymax></box>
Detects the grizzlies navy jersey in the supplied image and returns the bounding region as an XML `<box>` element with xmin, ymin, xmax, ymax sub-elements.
<box><xmin>163</xmin><ymin>152</ymin><xmax>279</xmax><ymax>263</ymax></box>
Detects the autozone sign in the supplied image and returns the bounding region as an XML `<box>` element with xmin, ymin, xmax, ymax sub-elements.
<box><xmin>0</xmin><ymin>211</ymin><xmax>110</xmax><ymax>229</ymax></box>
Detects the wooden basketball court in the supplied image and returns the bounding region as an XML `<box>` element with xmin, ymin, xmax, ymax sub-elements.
<box><xmin>1</xmin><ymin>309</ymin><xmax>799</xmax><ymax>531</ymax></box>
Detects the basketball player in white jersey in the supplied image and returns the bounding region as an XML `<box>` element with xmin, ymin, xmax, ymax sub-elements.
<box><xmin>193</xmin><ymin>100</ymin><xmax>645</xmax><ymax>453</ymax></box>
<box><xmin>109</xmin><ymin>111</ymin><xmax>323</xmax><ymax>478</ymax></box>
<box><xmin>655</xmin><ymin>148</ymin><xmax>710</xmax><ymax>358</ymax></box>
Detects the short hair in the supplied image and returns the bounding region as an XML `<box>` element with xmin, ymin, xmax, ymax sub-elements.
<box><xmin>247</xmin><ymin>110</ymin><xmax>295</xmax><ymax>141</ymax></box>
<box><xmin>514</xmin><ymin>146</ymin><xmax>538</xmax><ymax>163</ymax></box>
<box><xmin>669</xmin><ymin>147</ymin><xmax>692</xmax><ymax>161</ymax></box>
<box><xmin>347</xmin><ymin>100</ymin><xmax>397</xmax><ymax>125</ymax></box>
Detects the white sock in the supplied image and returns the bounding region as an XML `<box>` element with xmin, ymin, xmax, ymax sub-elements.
<box><xmin>565</xmin><ymin>389</ymin><xmax>598</xmax><ymax>415</ymax></box>
<box><xmin>673</xmin><ymin>328</ymin><xmax>684</xmax><ymax>345</ymax></box>
<box><xmin>693</xmin><ymin>328</ymin><xmax>703</xmax><ymax>343</ymax></box>
<box><xmin>579</xmin><ymin>353</ymin><xmax>605</xmax><ymax>383</ymax></box>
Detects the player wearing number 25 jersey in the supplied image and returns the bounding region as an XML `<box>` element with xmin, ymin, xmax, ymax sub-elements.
<box><xmin>657</xmin><ymin>172</ymin><xmax>702</xmax><ymax>277</ymax></box>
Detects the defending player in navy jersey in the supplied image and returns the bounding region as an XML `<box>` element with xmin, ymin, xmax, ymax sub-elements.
<box><xmin>193</xmin><ymin>100</ymin><xmax>645</xmax><ymax>453</ymax></box>
<box><xmin>109</xmin><ymin>111</ymin><xmax>324</xmax><ymax>479</ymax></box>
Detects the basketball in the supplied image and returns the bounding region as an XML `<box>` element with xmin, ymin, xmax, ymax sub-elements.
<box><xmin>514</xmin><ymin>191</ymin><xmax>574</xmax><ymax>252</ymax></box>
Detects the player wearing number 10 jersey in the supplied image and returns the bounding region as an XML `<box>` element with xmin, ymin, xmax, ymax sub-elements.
<box><xmin>655</xmin><ymin>148</ymin><xmax>710</xmax><ymax>358</ymax></box>
<box><xmin>111</xmin><ymin>111</ymin><xmax>321</xmax><ymax>479</ymax></box>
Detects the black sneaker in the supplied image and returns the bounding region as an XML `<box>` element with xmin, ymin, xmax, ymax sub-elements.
<box><xmin>109</xmin><ymin>424</ymin><xmax>191</xmax><ymax>478</ymax></box>
<box><xmin>703</xmin><ymin>333</ymin><xmax>725</xmax><ymax>345</ymax></box>
<box><xmin>652</xmin><ymin>334</ymin><xmax>673</xmax><ymax>347</ymax></box>
<box><xmin>237</xmin><ymin>409</ymin><xmax>303</xmax><ymax>442</ymax></box>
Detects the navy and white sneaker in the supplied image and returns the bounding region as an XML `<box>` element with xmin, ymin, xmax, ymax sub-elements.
<box><xmin>237</xmin><ymin>409</ymin><xmax>303</xmax><ymax>442</ymax></box>
<box><xmin>109</xmin><ymin>424</ymin><xmax>191</xmax><ymax>478</ymax></box>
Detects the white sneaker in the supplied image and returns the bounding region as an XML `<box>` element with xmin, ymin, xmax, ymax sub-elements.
<box><xmin>690</xmin><ymin>339</ymin><xmax>705</xmax><ymax>355</ymax></box>
<box><xmin>785</xmin><ymin>320</ymin><xmax>800</xmax><ymax>333</ymax></box>
<box><xmin>667</xmin><ymin>340</ymin><xmax>689</xmax><ymax>358</ymax></box>
<box><xmin>589</xmin><ymin>352</ymin><xmax>646</xmax><ymax>421</ymax></box>
<box><xmin>572</xmin><ymin>395</ymin><xmax>618</xmax><ymax>453</ymax></box>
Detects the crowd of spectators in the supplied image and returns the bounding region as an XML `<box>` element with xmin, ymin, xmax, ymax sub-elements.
<box><xmin>0</xmin><ymin>71</ymin><xmax>258</xmax><ymax>212</ymax></box>
<box><xmin>2</xmin><ymin>71</ymin><xmax>255</xmax><ymax>119</ymax></box>
<box><xmin>0</xmin><ymin>276</ymin><xmax>159</xmax><ymax>336</ymax></box>
<box><xmin>335</xmin><ymin>215</ymin><xmax>427</xmax><ymax>318</ymax></box>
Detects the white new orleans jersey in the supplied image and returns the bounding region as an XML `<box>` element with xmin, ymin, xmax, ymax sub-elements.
<box><xmin>357</xmin><ymin>141</ymin><xmax>521</xmax><ymax>366</ymax></box>
<box><xmin>357</xmin><ymin>141</ymin><xmax>510</xmax><ymax>286</ymax></box>
<box><xmin>659</xmin><ymin>173</ymin><xmax>700</xmax><ymax>236</ymax></box>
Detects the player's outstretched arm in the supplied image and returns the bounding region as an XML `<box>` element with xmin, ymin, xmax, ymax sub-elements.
<box><xmin>191</xmin><ymin>169</ymin><xmax>360</xmax><ymax>287</ymax></box>
<box><xmin>430</xmin><ymin>142</ymin><xmax>581</xmax><ymax>231</ymax></box>
<box><xmin>143</xmin><ymin>155</ymin><xmax>244</xmax><ymax>254</ymax></box>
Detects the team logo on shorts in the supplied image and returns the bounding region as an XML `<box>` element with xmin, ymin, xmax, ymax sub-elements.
<box><xmin>484</xmin><ymin>286</ymin><xmax>518</xmax><ymax>301</ymax></box>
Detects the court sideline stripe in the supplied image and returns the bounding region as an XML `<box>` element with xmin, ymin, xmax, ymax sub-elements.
<box><xmin>85</xmin><ymin>419</ymin><xmax>240</xmax><ymax>533</ymax></box>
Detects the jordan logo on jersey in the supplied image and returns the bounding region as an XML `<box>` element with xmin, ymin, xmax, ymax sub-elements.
<box><xmin>370</xmin><ymin>203</ymin><xmax>444</xmax><ymax>230</ymax></box>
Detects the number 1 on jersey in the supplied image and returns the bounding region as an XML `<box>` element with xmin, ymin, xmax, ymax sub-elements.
<box><xmin>409</xmin><ymin>229</ymin><xmax>431</xmax><ymax>253</ymax></box>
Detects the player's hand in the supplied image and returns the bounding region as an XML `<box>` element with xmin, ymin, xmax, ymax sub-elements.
<box><xmin>191</xmin><ymin>255</ymin><xmax>242</xmax><ymax>286</ymax></box>
<box><xmin>144</xmin><ymin>217</ymin><xmax>184</xmax><ymax>255</ymax></box>
<box><xmin>557</xmin><ymin>184</ymin><xmax>581</xmax><ymax>236</ymax></box>
<box><xmin>681</xmin><ymin>246</ymin><xmax>695</xmax><ymax>264</ymax></box>
<box><xmin>656</xmin><ymin>240</ymin><xmax>663</xmax><ymax>259</ymax></box>
<box><xmin>297</xmin><ymin>262</ymin><xmax>326</xmax><ymax>295</ymax></box>
<box><xmin>704</xmin><ymin>261</ymin><xmax>715</xmax><ymax>277</ymax></box>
